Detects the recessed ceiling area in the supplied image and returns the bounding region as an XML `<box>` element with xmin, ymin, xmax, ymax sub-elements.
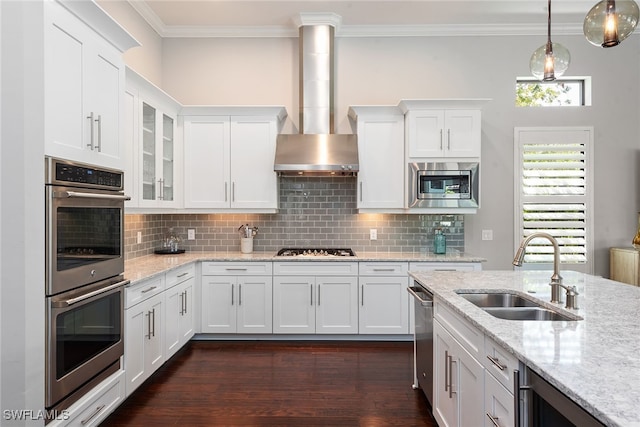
<box><xmin>127</xmin><ymin>0</ymin><xmax>594</xmax><ymax>37</ymax></box>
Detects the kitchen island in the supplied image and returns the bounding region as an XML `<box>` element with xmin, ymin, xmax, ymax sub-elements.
<box><xmin>409</xmin><ymin>269</ymin><xmax>640</xmax><ymax>427</ymax></box>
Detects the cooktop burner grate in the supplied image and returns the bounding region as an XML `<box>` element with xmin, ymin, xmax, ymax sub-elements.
<box><xmin>276</xmin><ymin>248</ymin><xmax>356</xmax><ymax>257</ymax></box>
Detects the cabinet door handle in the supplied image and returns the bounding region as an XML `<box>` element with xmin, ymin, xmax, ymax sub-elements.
<box><xmin>487</xmin><ymin>355</ymin><xmax>507</xmax><ymax>371</ymax></box>
<box><xmin>486</xmin><ymin>413</ymin><xmax>500</xmax><ymax>427</ymax></box>
<box><xmin>86</xmin><ymin>112</ymin><xmax>95</xmax><ymax>150</ymax></box>
<box><xmin>439</xmin><ymin>128</ymin><xmax>443</xmax><ymax>150</ymax></box>
<box><xmin>361</xmin><ymin>285</ymin><xmax>364</xmax><ymax>306</ymax></box>
<box><xmin>80</xmin><ymin>404</ymin><xmax>106</xmax><ymax>425</ymax></box>
<box><xmin>232</xmin><ymin>182</ymin><xmax>235</xmax><ymax>202</ymax></box>
<box><xmin>239</xmin><ymin>283</ymin><xmax>242</xmax><ymax>306</ymax></box>
<box><xmin>95</xmin><ymin>114</ymin><xmax>102</xmax><ymax>152</ymax></box>
<box><xmin>158</xmin><ymin>178</ymin><xmax>164</xmax><ymax>200</ymax></box>
<box><xmin>317</xmin><ymin>285</ymin><xmax>321</xmax><ymax>306</ymax></box>
<box><xmin>183</xmin><ymin>290</ymin><xmax>188</xmax><ymax>314</ymax></box>
<box><xmin>310</xmin><ymin>284</ymin><xmax>313</xmax><ymax>306</ymax></box>
<box><xmin>447</xmin><ymin>128</ymin><xmax>451</xmax><ymax>150</ymax></box>
<box><xmin>449</xmin><ymin>357</ymin><xmax>457</xmax><ymax>398</ymax></box>
<box><xmin>444</xmin><ymin>350</ymin><xmax>449</xmax><ymax>392</ymax></box>
<box><xmin>225</xmin><ymin>182</ymin><xmax>228</xmax><ymax>202</ymax></box>
<box><xmin>231</xmin><ymin>284</ymin><xmax>234</xmax><ymax>306</ymax></box>
<box><xmin>359</xmin><ymin>182</ymin><xmax>363</xmax><ymax>202</ymax></box>
<box><xmin>151</xmin><ymin>308</ymin><xmax>156</xmax><ymax>338</ymax></box>
<box><xmin>146</xmin><ymin>311</ymin><xmax>152</xmax><ymax>340</ymax></box>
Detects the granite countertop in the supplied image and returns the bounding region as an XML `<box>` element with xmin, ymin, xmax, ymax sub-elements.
<box><xmin>124</xmin><ymin>250</ymin><xmax>485</xmax><ymax>284</ymax></box>
<box><xmin>409</xmin><ymin>269</ymin><xmax>640</xmax><ymax>427</ymax></box>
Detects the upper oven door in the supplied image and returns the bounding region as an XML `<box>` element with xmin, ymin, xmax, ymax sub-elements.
<box><xmin>46</xmin><ymin>185</ymin><xmax>128</xmax><ymax>295</ymax></box>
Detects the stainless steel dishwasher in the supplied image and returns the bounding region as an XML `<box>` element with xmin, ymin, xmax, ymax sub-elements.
<box><xmin>407</xmin><ymin>281</ymin><xmax>434</xmax><ymax>406</ymax></box>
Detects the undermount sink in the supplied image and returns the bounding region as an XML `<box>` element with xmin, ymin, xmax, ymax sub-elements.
<box><xmin>455</xmin><ymin>291</ymin><xmax>580</xmax><ymax>321</ymax></box>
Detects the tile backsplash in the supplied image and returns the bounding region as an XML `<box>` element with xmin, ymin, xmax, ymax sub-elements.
<box><xmin>124</xmin><ymin>177</ymin><xmax>465</xmax><ymax>259</ymax></box>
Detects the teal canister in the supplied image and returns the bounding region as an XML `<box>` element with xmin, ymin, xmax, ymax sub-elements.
<box><xmin>434</xmin><ymin>228</ymin><xmax>447</xmax><ymax>254</ymax></box>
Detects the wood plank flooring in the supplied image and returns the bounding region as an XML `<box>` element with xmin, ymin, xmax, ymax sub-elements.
<box><xmin>102</xmin><ymin>340</ymin><xmax>437</xmax><ymax>426</ymax></box>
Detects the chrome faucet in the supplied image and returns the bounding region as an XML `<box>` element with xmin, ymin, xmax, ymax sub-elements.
<box><xmin>512</xmin><ymin>232</ymin><xmax>579</xmax><ymax>309</ymax></box>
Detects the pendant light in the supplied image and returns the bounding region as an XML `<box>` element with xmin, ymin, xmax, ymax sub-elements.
<box><xmin>584</xmin><ymin>0</ymin><xmax>639</xmax><ymax>47</ymax></box>
<box><xmin>529</xmin><ymin>0</ymin><xmax>570</xmax><ymax>81</ymax></box>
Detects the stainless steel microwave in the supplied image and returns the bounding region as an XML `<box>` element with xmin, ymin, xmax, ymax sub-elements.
<box><xmin>408</xmin><ymin>162</ymin><xmax>479</xmax><ymax>209</ymax></box>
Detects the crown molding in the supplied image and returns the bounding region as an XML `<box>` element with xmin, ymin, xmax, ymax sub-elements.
<box><xmin>127</xmin><ymin>1</ymin><xmax>586</xmax><ymax>39</ymax></box>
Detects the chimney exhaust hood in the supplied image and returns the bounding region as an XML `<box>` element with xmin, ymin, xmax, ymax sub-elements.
<box><xmin>274</xmin><ymin>14</ymin><xmax>359</xmax><ymax>176</ymax></box>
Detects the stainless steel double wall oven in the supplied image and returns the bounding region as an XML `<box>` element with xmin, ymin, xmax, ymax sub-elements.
<box><xmin>45</xmin><ymin>157</ymin><xmax>130</xmax><ymax>413</ymax></box>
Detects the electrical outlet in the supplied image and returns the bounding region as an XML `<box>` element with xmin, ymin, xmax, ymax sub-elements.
<box><xmin>370</xmin><ymin>229</ymin><xmax>377</xmax><ymax>240</ymax></box>
<box><xmin>136</xmin><ymin>231</ymin><xmax>142</xmax><ymax>244</ymax></box>
<box><xmin>482</xmin><ymin>229</ymin><xmax>493</xmax><ymax>241</ymax></box>
<box><xmin>187</xmin><ymin>229</ymin><xmax>196</xmax><ymax>240</ymax></box>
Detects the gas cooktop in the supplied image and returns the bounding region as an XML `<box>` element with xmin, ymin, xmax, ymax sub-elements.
<box><xmin>276</xmin><ymin>248</ymin><xmax>356</xmax><ymax>257</ymax></box>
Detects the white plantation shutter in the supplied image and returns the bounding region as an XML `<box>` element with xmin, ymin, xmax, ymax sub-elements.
<box><xmin>514</xmin><ymin>128</ymin><xmax>594</xmax><ymax>272</ymax></box>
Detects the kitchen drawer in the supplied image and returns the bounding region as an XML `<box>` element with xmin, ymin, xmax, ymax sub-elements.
<box><xmin>273</xmin><ymin>261</ymin><xmax>358</xmax><ymax>276</ymax></box>
<box><xmin>484</xmin><ymin>335</ymin><xmax>519</xmax><ymax>391</ymax></box>
<box><xmin>125</xmin><ymin>276</ymin><xmax>165</xmax><ymax>309</ymax></box>
<box><xmin>166</xmin><ymin>263</ymin><xmax>195</xmax><ymax>289</ymax></box>
<box><xmin>55</xmin><ymin>370</ymin><xmax>125</xmax><ymax>427</ymax></box>
<box><xmin>409</xmin><ymin>262</ymin><xmax>482</xmax><ymax>272</ymax></box>
<box><xmin>485</xmin><ymin>369</ymin><xmax>516</xmax><ymax>427</ymax></box>
<box><xmin>359</xmin><ymin>262</ymin><xmax>408</xmax><ymax>276</ymax></box>
<box><xmin>202</xmin><ymin>261</ymin><xmax>273</xmax><ymax>276</ymax></box>
<box><xmin>434</xmin><ymin>299</ymin><xmax>483</xmax><ymax>361</ymax></box>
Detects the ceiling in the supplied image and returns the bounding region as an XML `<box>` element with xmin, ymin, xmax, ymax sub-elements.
<box><xmin>127</xmin><ymin>0</ymin><xmax>596</xmax><ymax>37</ymax></box>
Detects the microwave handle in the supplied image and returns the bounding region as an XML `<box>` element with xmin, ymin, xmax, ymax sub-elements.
<box><xmin>56</xmin><ymin>191</ymin><xmax>131</xmax><ymax>201</ymax></box>
<box><xmin>52</xmin><ymin>279</ymin><xmax>129</xmax><ymax>308</ymax></box>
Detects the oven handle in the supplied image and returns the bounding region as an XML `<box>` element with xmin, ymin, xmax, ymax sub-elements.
<box><xmin>52</xmin><ymin>279</ymin><xmax>129</xmax><ymax>308</ymax></box>
<box><xmin>55</xmin><ymin>191</ymin><xmax>131</xmax><ymax>201</ymax></box>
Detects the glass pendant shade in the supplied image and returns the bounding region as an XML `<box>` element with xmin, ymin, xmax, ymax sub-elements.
<box><xmin>584</xmin><ymin>0</ymin><xmax>640</xmax><ymax>47</ymax></box>
<box><xmin>530</xmin><ymin>42</ymin><xmax>571</xmax><ymax>81</ymax></box>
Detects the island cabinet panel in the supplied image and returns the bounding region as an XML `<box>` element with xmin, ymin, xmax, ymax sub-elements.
<box><xmin>610</xmin><ymin>247</ymin><xmax>640</xmax><ymax>286</ymax></box>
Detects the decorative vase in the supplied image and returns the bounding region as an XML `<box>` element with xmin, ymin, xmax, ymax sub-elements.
<box><xmin>633</xmin><ymin>212</ymin><xmax>640</xmax><ymax>249</ymax></box>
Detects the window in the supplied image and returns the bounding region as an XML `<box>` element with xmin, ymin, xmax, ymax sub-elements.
<box><xmin>514</xmin><ymin>127</ymin><xmax>594</xmax><ymax>273</ymax></box>
<box><xmin>516</xmin><ymin>77</ymin><xmax>591</xmax><ymax>107</ymax></box>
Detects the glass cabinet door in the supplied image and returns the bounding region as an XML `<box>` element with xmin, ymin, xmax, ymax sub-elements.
<box><xmin>162</xmin><ymin>114</ymin><xmax>174</xmax><ymax>202</ymax></box>
<box><xmin>142</xmin><ymin>103</ymin><xmax>156</xmax><ymax>201</ymax></box>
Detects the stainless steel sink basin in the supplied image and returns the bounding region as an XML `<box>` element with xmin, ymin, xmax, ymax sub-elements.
<box><xmin>455</xmin><ymin>291</ymin><xmax>580</xmax><ymax>321</ymax></box>
<box><xmin>482</xmin><ymin>307</ymin><xmax>575</xmax><ymax>321</ymax></box>
<box><xmin>456</xmin><ymin>292</ymin><xmax>538</xmax><ymax>308</ymax></box>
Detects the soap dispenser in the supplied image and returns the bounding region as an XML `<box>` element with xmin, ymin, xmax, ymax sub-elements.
<box><xmin>434</xmin><ymin>228</ymin><xmax>447</xmax><ymax>254</ymax></box>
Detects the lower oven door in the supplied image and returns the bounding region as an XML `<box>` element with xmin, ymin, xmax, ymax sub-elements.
<box><xmin>46</xmin><ymin>276</ymin><xmax>127</xmax><ymax>409</ymax></box>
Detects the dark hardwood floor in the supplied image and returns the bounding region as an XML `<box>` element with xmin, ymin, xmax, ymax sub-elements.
<box><xmin>102</xmin><ymin>340</ymin><xmax>437</xmax><ymax>426</ymax></box>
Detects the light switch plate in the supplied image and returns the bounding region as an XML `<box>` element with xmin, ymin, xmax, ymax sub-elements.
<box><xmin>370</xmin><ymin>229</ymin><xmax>377</xmax><ymax>240</ymax></box>
<box><xmin>136</xmin><ymin>231</ymin><xmax>142</xmax><ymax>244</ymax></box>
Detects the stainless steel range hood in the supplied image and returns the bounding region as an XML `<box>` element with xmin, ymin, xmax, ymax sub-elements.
<box><xmin>274</xmin><ymin>16</ymin><xmax>358</xmax><ymax>176</ymax></box>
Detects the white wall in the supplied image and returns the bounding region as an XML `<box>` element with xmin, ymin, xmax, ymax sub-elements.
<box><xmin>98</xmin><ymin>0</ymin><xmax>164</xmax><ymax>87</ymax></box>
<box><xmin>157</xmin><ymin>32</ymin><xmax>640</xmax><ymax>276</ymax></box>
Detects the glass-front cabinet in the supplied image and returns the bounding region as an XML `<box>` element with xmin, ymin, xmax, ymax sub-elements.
<box><xmin>141</xmin><ymin>103</ymin><xmax>175</xmax><ymax>204</ymax></box>
<box><xmin>125</xmin><ymin>68</ymin><xmax>181</xmax><ymax>210</ymax></box>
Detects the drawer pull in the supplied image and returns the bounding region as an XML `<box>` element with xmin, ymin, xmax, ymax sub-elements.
<box><xmin>225</xmin><ymin>267</ymin><xmax>248</xmax><ymax>271</ymax></box>
<box><xmin>487</xmin><ymin>355</ymin><xmax>507</xmax><ymax>371</ymax></box>
<box><xmin>372</xmin><ymin>268</ymin><xmax>395</xmax><ymax>272</ymax></box>
<box><xmin>80</xmin><ymin>404</ymin><xmax>106</xmax><ymax>425</ymax></box>
<box><xmin>141</xmin><ymin>286</ymin><xmax>157</xmax><ymax>294</ymax></box>
<box><xmin>177</xmin><ymin>272</ymin><xmax>189</xmax><ymax>278</ymax></box>
<box><xmin>486</xmin><ymin>413</ymin><xmax>500</xmax><ymax>427</ymax></box>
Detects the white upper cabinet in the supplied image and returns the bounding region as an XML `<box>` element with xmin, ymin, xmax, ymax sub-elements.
<box><xmin>348</xmin><ymin>106</ymin><xmax>405</xmax><ymax>212</ymax></box>
<box><xmin>399</xmin><ymin>100</ymin><xmax>489</xmax><ymax>161</ymax></box>
<box><xmin>44</xmin><ymin>1</ymin><xmax>138</xmax><ymax>170</ymax></box>
<box><xmin>182</xmin><ymin>107</ymin><xmax>287</xmax><ymax>212</ymax></box>
<box><xmin>124</xmin><ymin>69</ymin><xmax>182</xmax><ymax>210</ymax></box>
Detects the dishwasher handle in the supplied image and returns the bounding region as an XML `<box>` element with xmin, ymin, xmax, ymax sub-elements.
<box><xmin>407</xmin><ymin>286</ymin><xmax>433</xmax><ymax>307</ymax></box>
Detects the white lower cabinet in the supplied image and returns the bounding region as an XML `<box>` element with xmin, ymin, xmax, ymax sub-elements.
<box><xmin>47</xmin><ymin>370</ymin><xmax>125</xmax><ymax>427</ymax></box>
<box><xmin>433</xmin><ymin>297</ymin><xmax>520</xmax><ymax>427</ymax></box>
<box><xmin>358</xmin><ymin>262</ymin><xmax>409</xmax><ymax>334</ymax></box>
<box><xmin>201</xmin><ymin>262</ymin><xmax>273</xmax><ymax>333</ymax></box>
<box><xmin>433</xmin><ymin>318</ymin><xmax>484</xmax><ymax>427</ymax></box>
<box><xmin>273</xmin><ymin>262</ymin><xmax>359</xmax><ymax>334</ymax></box>
<box><xmin>124</xmin><ymin>276</ymin><xmax>165</xmax><ymax>396</ymax></box>
<box><xmin>164</xmin><ymin>264</ymin><xmax>196</xmax><ymax>358</ymax></box>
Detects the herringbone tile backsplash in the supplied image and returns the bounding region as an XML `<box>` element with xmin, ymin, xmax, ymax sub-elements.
<box><xmin>125</xmin><ymin>177</ymin><xmax>465</xmax><ymax>259</ymax></box>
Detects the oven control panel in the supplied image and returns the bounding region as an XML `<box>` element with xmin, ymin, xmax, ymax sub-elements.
<box><xmin>46</xmin><ymin>157</ymin><xmax>123</xmax><ymax>190</ymax></box>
